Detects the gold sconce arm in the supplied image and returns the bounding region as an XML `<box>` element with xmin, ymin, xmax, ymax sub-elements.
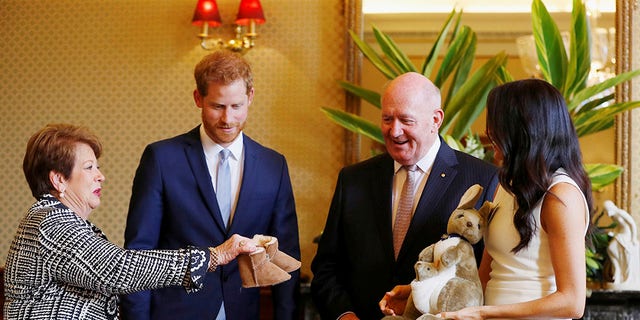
<box><xmin>197</xmin><ymin>21</ymin><xmax>258</xmax><ymax>53</ymax></box>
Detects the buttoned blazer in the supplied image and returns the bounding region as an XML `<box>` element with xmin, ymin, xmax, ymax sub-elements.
<box><xmin>311</xmin><ymin>137</ymin><xmax>499</xmax><ymax>320</ymax></box>
<box><xmin>120</xmin><ymin>126</ymin><xmax>300</xmax><ymax>320</ymax></box>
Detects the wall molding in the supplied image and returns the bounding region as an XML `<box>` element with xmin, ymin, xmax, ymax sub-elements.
<box><xmin>364</xmin><ymin>12</ymin><xmax>615</xmax><ymax>56</ymax></box>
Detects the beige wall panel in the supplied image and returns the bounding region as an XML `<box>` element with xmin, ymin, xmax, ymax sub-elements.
<box><xmin>0</xmin><ymin>0</ymin><xmax>347</xmax><ymax>279</ymax></box>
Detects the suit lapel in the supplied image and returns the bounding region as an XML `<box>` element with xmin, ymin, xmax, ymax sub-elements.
<box><xmin>183</xmin><ymin>127</ymin><xmax>228</xmax><ymax>233</ymax></box>
<box><xmin>372</xmin><ymin>155</ymin><xmax>396</xmax><ymax>261</ymax></box>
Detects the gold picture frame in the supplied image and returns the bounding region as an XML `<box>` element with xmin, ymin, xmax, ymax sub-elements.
<box><xmin>615</xmin><ymin>0</ymin><xmax>639</xmax><ymax>213</ymax></box>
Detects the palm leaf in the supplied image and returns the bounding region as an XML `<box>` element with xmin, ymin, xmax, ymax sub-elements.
<box><xmin>422</xmin><ymin>10</ymin><xmax>461</xmax><ymax>77</ymax></box>
<box><xmin>573</xmin><ymin>101</ymin><xmax>640</xmax><ymax>136</ymax></box>
<box><xmin>586</xmin><ymin>251</ymin><xmax>602</xmax><ymax>270</ymax></box>
<box><xmin>348</xmin><ymin>29</ymin><xmax>397</xmax><ymax>79</ymax></box>
<box><xmin>448</xmin><ymin>11</ymin><xmax>463</xmax><ymax>43</ymax></box>
<box><xmin>496</xmin><ymin>65</ymin><xmax>515</xmax><ymax>84</ymax></box>
<box><xmin>585</xmin><ymin>163</ymin><xmax>624</xmax><ymax>191</ymax></box>
<box><xmin>338</xmin><ymin>81</ymin><xmax>382</xmax><ymax>109</ymax></box>
<box><xmin>434</xmin><ymin>26</ymin><xmax>475</xmax><ymax>88</ymax></box>
<box><xmin>441</xmin><ymin>52</ymin><xmax>508</xmax><ymax>138</ymax></box>
<box><xmin>373</xmin><ymin>26</ymin><xmax>417</xmax><ymax>73</ymax></box>
<box><xmin>320</xmin><ymin>107</ymin><xmax>383</xmax><ymax>143</ymax></box>
<box><xmin>574</xmin><ymin>93</ymin><xmax>613</xmax><ymax>113</ymax></box>
<box><xmin>443</xmin><ymin>33</ymin><xmax>477</xmax><ymax>107</ymax></box>
<box><xmin>568</xmin><ymin>69</ymin><xmax>640</xmax><ymax>111</ymax></box>
<box><xmin>532</xmin><ymin>0</ymin><xmax>568</xmax><ymax>90</ymax></box>
<box><xmin>563</xmin><ymin>0</ymin><xmax>590</xmax><ymax>99</ymax></box>
<box><xmin>450</xmin><ymin>87</ymin><xmax>492</xmax><ymax>139</ymax></box>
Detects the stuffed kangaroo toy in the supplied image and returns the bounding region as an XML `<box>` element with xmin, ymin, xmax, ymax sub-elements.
<box><xmin>383</xmin><ymin>184</ymin><xmax>497</xmax><ymax>320</ymax></box>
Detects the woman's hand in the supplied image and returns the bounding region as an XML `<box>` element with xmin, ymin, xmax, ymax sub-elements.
<box><xmin>379</xmin><ymin>284</ymin><xmax>411</xmax><ymax>316</ymax></box>
<box><xmin>215</xmin><ymin>234</ymin><xmax>257</xmax><ymax>265</ymax></box>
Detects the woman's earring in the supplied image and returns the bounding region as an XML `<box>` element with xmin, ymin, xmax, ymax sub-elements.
<box><xmin>59</xmin><ymin>189</ymin><xmax>65</xmax><ymax>198</ymax></box>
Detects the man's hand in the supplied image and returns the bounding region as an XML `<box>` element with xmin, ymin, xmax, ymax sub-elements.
<box><xmin>379</xmin><ymin>285</ymin><xmax>411</xmax><ymax>316</ymax></box>
<box><xmin>338</xmin><ymin>312</ymin><xmax>359</xmax><ymax>320</ymax></box>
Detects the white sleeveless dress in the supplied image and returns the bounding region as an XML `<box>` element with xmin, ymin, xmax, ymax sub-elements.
<box><xmin>484</xmin><ymin>169</ymin><xmax>589</xmax><ymax>320</ymax></box>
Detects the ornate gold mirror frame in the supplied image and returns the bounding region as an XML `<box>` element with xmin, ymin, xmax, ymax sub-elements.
<box><xmin>344</xmin><ymin>0</ymin><xmax>363</xmax><ymax>165</ymax></box>
<box><xmin>616</xmin><ymin>0</ymin><xmax>639</xmax><ymax>215</ymax></box>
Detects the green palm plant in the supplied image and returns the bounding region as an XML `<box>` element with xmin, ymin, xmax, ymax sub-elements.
<box><xmin>531</xmin><ymin>0</ymin><xmax>640</xmax><ymax>283</ymax></box>
<box><xmin>321</xmin><ymin>9</ymin><xmax>510</xmax><ymax>159</ymax></box>
<box><xmin>532</xmin><ymin>0</ymin><xmax>640</xmax><ymax>138</ymax></box>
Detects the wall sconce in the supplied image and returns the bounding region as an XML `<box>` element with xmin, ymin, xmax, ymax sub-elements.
<box><xmin>192</xmin><ymin>0</ymin><xmax>266</xmax><ymax>53</ymax></box>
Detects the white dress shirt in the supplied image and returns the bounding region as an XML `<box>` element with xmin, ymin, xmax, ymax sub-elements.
<box><xmin>200</xmin><ymin>125</ymin><xmax>244</xmax><ymax>226</ymax></box>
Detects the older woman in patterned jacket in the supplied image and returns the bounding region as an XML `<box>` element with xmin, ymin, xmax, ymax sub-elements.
<box><xmin>3</xmin><ymin>123</ymin><xmax>257</xmax><ymax>320</ymax></box>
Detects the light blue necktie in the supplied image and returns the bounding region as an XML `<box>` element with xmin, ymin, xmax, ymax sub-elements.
<box><xmin>217</xmin><ymin>149</ymin><xmax>232</xmax><ymax>228</ymax></box>
<box><xmin>215</xmin><ymin>304</ymin><xmax>226</xmax><ymax>320</ymax></box>
<box><xmin>215</xmin><ymin>150</ymin><xmax>231</xmax><ymax>320</ymax></box>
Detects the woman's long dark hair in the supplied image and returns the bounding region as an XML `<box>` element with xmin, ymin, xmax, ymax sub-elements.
<box><xmin>486</xmin><ymin>79</ymin><xmax>594</xmax><ymax>253</ymax></box>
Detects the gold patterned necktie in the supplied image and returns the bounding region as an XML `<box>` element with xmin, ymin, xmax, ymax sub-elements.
<box><xmin>393</xmin><ymin>164</ymin><xmax>418</xmax><ymax>259</ymax></box>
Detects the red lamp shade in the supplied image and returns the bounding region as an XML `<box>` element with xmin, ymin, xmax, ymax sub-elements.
<box><xmin>235</xmin><ymin>0</ymin><xmax>266</xmax><ymax>25</ymax></box>
<box><xmin>192</xmin><ymin>0</ymin><xmax>222</xmax><ymax>27</ymax></box>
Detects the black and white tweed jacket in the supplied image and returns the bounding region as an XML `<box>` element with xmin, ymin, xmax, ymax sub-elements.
<box><xmin>3</xmin><ymin>194</ymin><xmax>208</xmax><ymax>320</ymax></box>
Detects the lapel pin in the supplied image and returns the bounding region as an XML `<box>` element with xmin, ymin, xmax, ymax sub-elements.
<box><xmin>440</xmin><ymin>173</ymin><xmax>446</xmax><ymax>178</ymax></box>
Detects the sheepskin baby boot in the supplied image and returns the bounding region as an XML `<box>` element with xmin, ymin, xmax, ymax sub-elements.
<box><xmin>253</xmin><ymin>234</ymin><xmax>301</xmax><ymax>273</ymax></box>
<box><xmin>238</xmin><ymin>247</ymin><xmax>291</xmax><ymax>288</ymax></box>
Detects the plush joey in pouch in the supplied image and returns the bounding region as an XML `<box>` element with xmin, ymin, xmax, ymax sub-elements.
<box><xmin>383</xmin><ymin>184</ymin><xmax>497</xmax><ymax>320</ymax></box>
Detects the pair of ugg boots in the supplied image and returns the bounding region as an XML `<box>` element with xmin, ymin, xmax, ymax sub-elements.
<box><xmin>238</xmin><ymin>234</ymin><xmax>301</xmax><ymax>288</ymax></box>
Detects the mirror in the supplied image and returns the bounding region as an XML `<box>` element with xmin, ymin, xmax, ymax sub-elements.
<box><xmin>344</xmin><ymin>0</ymin><xmax>639</xmax><ymax>212</ymax></box>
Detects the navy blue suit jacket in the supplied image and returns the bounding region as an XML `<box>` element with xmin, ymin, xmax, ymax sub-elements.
<box><xmin>120</xmin><ymin>126</ymin><xmax>300</xmax><ymax>320</ymax></box>
<box><xmin>311</xmin><ymin>138</ymin><xmax>498</xmax><ymax>320</ymax></box>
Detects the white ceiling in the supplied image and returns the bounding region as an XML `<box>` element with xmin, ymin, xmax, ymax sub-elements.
<box><xmin>363</xmin><ymin>0</ymin><xmax>615</xmax><ymax>14</ymax></box>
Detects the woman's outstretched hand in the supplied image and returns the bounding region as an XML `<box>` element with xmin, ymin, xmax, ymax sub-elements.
<box><xmin>215</xmin><ymin>234</ymin><xmax>257</xmax><ymax>265</ymax></box>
